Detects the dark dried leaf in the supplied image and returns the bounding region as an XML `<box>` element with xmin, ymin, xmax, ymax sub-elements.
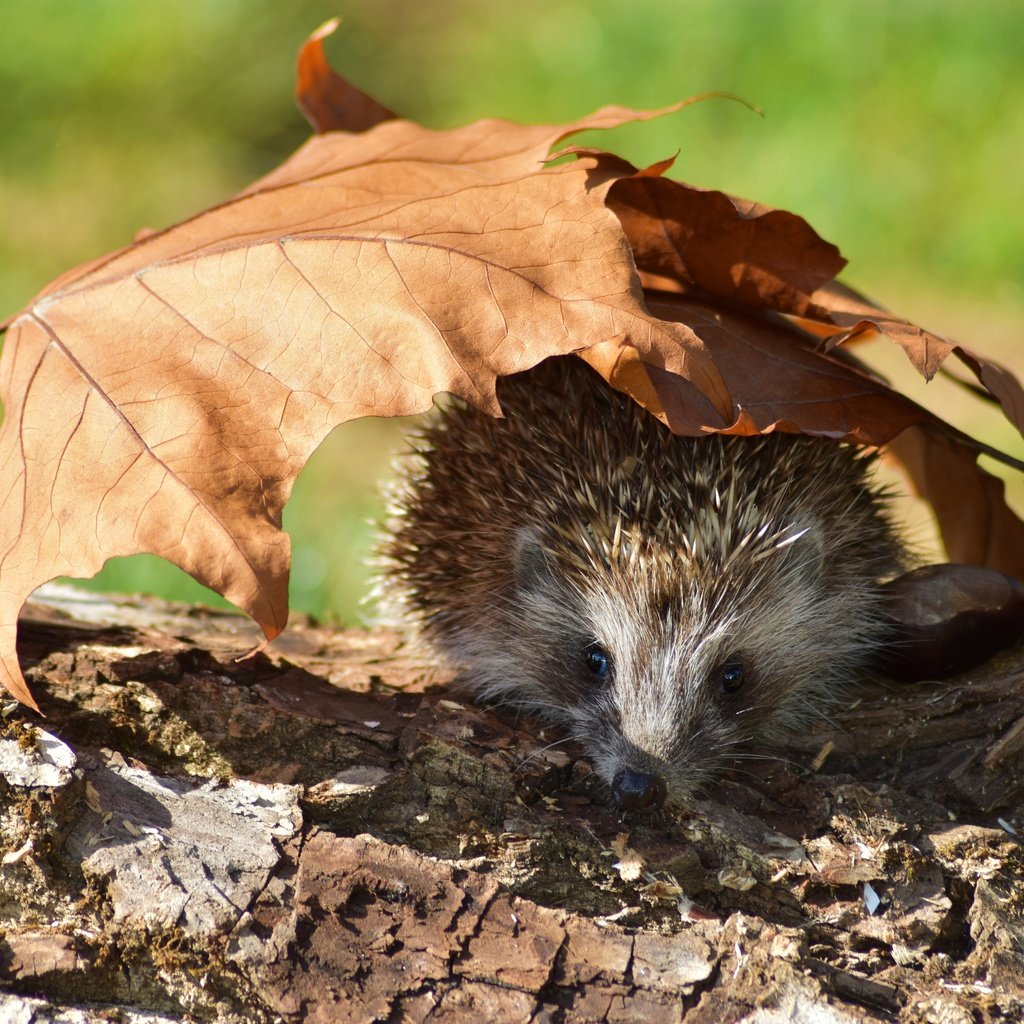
<box><xmin>878</xmin><ymin>564</ymin><xmax>1024</xmax><ymax>681</ymax></box>
<box><xmin>295</xmin><ymin>18</ymin><xmax>396</xmax><ymax>134</ymax></box>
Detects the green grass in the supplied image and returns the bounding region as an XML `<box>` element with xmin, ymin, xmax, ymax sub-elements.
<box><xmin>3</xmin><ymin>0</ymin><xmax>1022</xmax><ymax>623</ymax></box>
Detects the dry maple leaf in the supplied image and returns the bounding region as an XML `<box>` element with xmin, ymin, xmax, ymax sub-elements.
<box><xmin>0</xmin><ymin>39</ymin><xmax>738</xmax><ymax>708</ymax></box>
<box><xmin>0</xmin><ymin>22</ymin><xmax>1021</xmax><ymax>709</ymax></box>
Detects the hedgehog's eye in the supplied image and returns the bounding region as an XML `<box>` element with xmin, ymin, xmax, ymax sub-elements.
<box><xmin>585</xmin><ymin>645</ymin><xmax>611</xmax><ymax>679</ymax></box>
<box><xmin>715</xmin><ymin>660</ymin><xmax>745</xmax><ymax>694</ymax></box>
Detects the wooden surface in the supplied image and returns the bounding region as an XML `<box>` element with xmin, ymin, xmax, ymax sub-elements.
<box><xmin>1</xmin><ymin>584</ymin><xmax>1023</xmax><ymax>1022</ymax></box>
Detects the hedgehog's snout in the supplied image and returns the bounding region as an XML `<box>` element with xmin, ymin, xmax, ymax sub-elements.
<box><xmin>611</xmin><ymin>767</ymin><xmax>667</xmax><ymax>814</ymax></box>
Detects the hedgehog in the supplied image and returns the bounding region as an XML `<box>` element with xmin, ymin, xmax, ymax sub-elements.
<box><xmin>377</xmin><ymin>356</ymin><xmax>904</xmax><ymax>813</ymax></box>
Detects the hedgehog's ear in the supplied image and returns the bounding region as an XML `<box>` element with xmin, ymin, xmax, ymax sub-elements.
<box><xmin>513</xmin><ymin>527</ymin><xmax>557</xmax><ymax>592</ymax></box>
<box><xmin>778</xmin><ymin>520</ymin><xmax>827</xmax><ymax>578</ymax></box>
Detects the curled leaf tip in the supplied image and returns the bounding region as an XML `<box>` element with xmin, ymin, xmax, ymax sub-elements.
<box><xmin>311</xmin><ymin>16</ymin><xmax>341</xmax><ymax>42</ymax></box>
<box><xmin>296</xmin><ymin>16</ymin><xmax>396</xmax><ymax>134</ymax></box>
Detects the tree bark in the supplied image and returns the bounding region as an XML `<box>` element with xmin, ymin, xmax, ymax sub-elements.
<box><xmin>2</xmin><ymin>583</ymin><xmax>1023</xmax><ymax>1023</ymax></box>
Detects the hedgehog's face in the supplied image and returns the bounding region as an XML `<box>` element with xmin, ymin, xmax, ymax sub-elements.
<box><xmin>494</xmin><ymin>525</ymin><xmax>857</xmax><ymax>814</ymax></box>
<box><xmin>542</xmin><ymin>585</ymin><xmax>779</xmax><ymax>813</ymax></box>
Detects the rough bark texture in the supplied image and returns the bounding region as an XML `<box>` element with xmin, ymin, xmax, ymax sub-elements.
<box><xmin>1</xmin><ymin>584</ymin><xmax>1023</xmax><ymax>1023</ymax></box>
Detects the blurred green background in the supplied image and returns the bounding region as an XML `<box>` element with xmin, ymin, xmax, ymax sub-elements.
<box><xmin>2</xmin><ymin>0</ymin><xmax>1022</xmax><ymax>624</ymax></box>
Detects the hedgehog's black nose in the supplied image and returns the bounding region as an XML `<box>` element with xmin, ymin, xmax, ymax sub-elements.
<box><xmin>611</xmin><ymin>769</ymin><xmax>667</xmax><ymax>814</ymax></box>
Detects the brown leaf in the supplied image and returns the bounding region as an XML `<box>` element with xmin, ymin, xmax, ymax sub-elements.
<box><xmin>878</xmin><ymin>565</ymin><xmax>1024</xmax><ymax>681</ymax></box>
<box><xmin>639</xmin><ymin>290</ymin><xmax>928</xmax><ymax>442</ymax></box>
<box><xmin>811</xmin><ymin>280</ymin><xmax>957</xmax><ymax>380</ymax></box>
<box><xmin>810</xmin><ymin>281</ymin><xmax>1024</xmax><ymax>434</ymax></box>
<box><xmin>602</xmin><ymin>157</ymin><xmax>1022</xmax><ymax>437</ymax></box>
<box><xmin>0</xmin><ymin>106</ymin><xmax>732</xmax><ymax>706</ymax></box>
<box><xmin>950</xmin><ymin>347</ymin><xmax>1024</xmax><ymax>436</ymax></box>
<box><xmin>295</xmin><ymin>19</ymin><xmax>396</xmax><ymax>134</ymax></box>
<box><xmin>604</xmin><ymin>160</ymin><xmax>847</xmax><ymax>318</ymax></box>
<box><xmin>886</xmin><ymin>427</ymin><xmax>1024</xmax><ymax>579</ymax></box>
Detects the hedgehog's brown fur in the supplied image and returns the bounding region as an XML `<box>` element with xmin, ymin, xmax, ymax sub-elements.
<box><xmin>378</xmin><ymin>357</ymin><xmax>904</xmax><ymax>804</ymax></box>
